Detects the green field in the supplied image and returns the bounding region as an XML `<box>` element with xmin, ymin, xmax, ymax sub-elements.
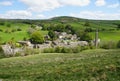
<box><xmin>0</xmin><ymin>49</ymin><xmax>120</xmax><ymax>81</ymax></box>
<box><xmin>0</xmin><ymin>16</ymin><xmax>120</xmax><ymax>43</ymax></box>
<box><xmin>90</xmin><ymin>30</ymin><xmax>120</xmax><ymax>42</ymax></box>
<box><xmin>0</xmin><ymin>22</ymin><xmax>48</xmax><ymax>43</ymax></box>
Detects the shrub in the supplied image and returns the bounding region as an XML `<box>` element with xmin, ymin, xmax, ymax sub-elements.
<box><xmin>61</xmin><ymin>47</ymin><xmax>71</xmax><ymax>53</ymax></box>
<box><xmin>6</xmin><ymin>24</ymin><xmax>11</xmax><ymax>27</ymax></box>
<box><xmin>84</xmin><ymin>28</ymin><xmax>94</xmax><ymax>32</ymax></box>
<box><xmin>27</xmin><ymin>28</ymin><xmax>35</xmax><ymax>35</ymax></box>
<box><xmin>0</xmin><ymin>46</ymin><xmax>5</xmax><ymax>58</ymax></box>
<box><xmin>43</xmin><ymin>48</ymin><xmax>55</xmax><ymax>53</ymax></box>
<box><xmin>23</xmin><ymin>48</ymin><xmax>40</xmax><ymax>56</ymax></box>
<box><xmin>84</xmin><ymin>21</ymin><xmax>90</xmax><ymax>27</ymax></box>
<box><xmin>89</xmin><ymin>42</ymin><xmax>96</xmax><ymax>49</ymax></box>
<box><xmin>100</xmin><ymin>41</ymin><xmax>117</xmax><ymax>49</ymax></box>
<box><xmin>117</xmin><ymin>40</ymin><xmax>120</xmax><ymax>48</ymax></box>
<box><xmin>48</xmin><ymin>30</ymin><xmax>57</xmax><ymax>40</ymax></box>
<box><xmin>42</xmin><ymin>46</ymin><xmax>90</xmax><ymax>53</ymax></box>
<box><xmin>0</xmin><ymin>45</ymin><xmax>3</xmax><ymax>53</ymax></box>
<box><xmin>23</xmin><ymin>37</ymin><xmax>27</xmax><ymax>41</ymax></box>
<box><xmin>15</xmin><ymin>52</ymin><xmax>21</xmax><ymax>57</ymax></box>
<box><xmin>80</xmin><ymin>32</ymin><xmax>92</xmax><ymax>42</ymax></box>
<box><xmin>11</xmin><ymin>29</ymin><xmax>16</xmax><ymax>32</ymax></box>
<box><xmin>72</xmin><ymin>46</ymin><xmax>81</xmax><ymax>53</ymax></box>
<box><xmin>17</xmin><ymin>28</ymin><xmax>22</xmax><ymax>31</ymax></box>
<box><xmin>55</xmin><ymin>47</ymin><xmax>62</xmax><ymax>53</ymax></box>
<box><xmin>81</xmin><ymin>46</ymin><xmax>90</xmax><ymax>51</ymax></box>
<box><xmin>0</xmin><ymin>22</ymin><xmax>5</xmax><ymax>25</ymax></box>
<box><xmin>5</xmin><ymin>29</ymin><xmax>11</xmax><ymax>33</ymax></box>
<box><xmin>0</xmin><ymin>29</ymin><xmax>3</xmax><ymax>32</ymax></box>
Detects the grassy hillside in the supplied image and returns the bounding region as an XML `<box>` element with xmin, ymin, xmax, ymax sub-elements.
<box><xmin>0</xmin><ymin>19</ymin><xmax>48</xmax><ymax>43</ymax></box>
<box><xmin>50</xmin><ymin>16</ymin><xmax>120</xmax><ymax>30</ymax></box>
<box><xmin>0</xmin><ymin>16</ymin><xmax>120</xmax><ymax>42</ymax></box>
<box><xmin>90</xmin><ymin>30</ymin><xmax>120</xmax><ymax>42</ymax></box>
<box><xmin>0</xmin><ymin>49</ymin><xmax>120</xmax><ymax>81</ymax></box>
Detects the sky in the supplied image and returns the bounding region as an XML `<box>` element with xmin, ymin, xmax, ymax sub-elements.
<box><xmin>0</xmin><ymin>0</ymin><xmax>120</xmax><ymax>20</ymax></box>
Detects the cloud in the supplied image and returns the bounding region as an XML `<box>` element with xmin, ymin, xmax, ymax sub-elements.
<box><xmin>0</xmin><ymin>10</ymin><xmax>48</xmax><ymax>19</ymax></box>
<box><xmin>0</xmin><ymin>10</ymin><xmax>32</xmax><ymax>19</ymax></box>
<box><xmin>95</xmin><ymin>0</ymin><xmax>106</xmax><ymax>6</ymax></box>
<box><xmin>19</xmin><ymin>0</ymin><xmax>90</xmax><ymax>12</ymax></box>
<box><xmin>20</xmin><ymin>0</ymin><xmax>61</xmax><ymax>12</ymax></box>
<box><xmin>36</xmin><ymin>14</ymin><xmax>46</xmax><ymax>19</ymax></box>
<box><xmin>107</xmin><ymin>3</ymin><xmax>119</xmax><ymax>8</ymax></box>
<box><xmin>0</xmin><ymin>1</ymin><xmax>12</xmax><ymax>6</ymax></box>
<box><xmin>60</xmin><ymin>0</ymin><xmax>90</xmax><ymax>6</ymax></box>
<box><xmin>70</xmin><ymin>11</ymin><xmax>120</xmax><ymax>20</ymax></box>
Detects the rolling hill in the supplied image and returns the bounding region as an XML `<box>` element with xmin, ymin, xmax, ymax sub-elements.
<box><xmin>0</xmin><ymin>16</ymin><xmax>120</xmax><ymax>42</ymax></box>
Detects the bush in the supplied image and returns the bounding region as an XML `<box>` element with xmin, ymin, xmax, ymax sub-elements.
<box><xmin>27</xmin><ymin>28</ymin><xmax>35</xmax><ymax>35</ymax></box>
<box><xmin>42</xmin><ymin>45</ymin><xmax>90</xmax><ymax>53</ymax></box>
<box><xmin>55</xmin><ymin>47</ymin><xmax>62</xmax><ymax>53</ymax></box>
<box><xmin>6</xmin><ymin>24</ymin><xmax>11</xmax><ymax>27</ymax></box>
<box><xmin>117</xmin><ymin>40</ymin><xmax>120</xmax><ymax>48</ymax></box>
<box><xmin>43</xmin><ymin>48</ymin><xmax>55</xmax><ymax>53</ymax></box>
<box><xmin>81</xmin><ymin>46</ymin><xmax>90</xmax><ymax>51</ymax></box>
<box><xmin>80</xmin><ymin>32</ymin><xmax>92</xmax><ymax>42</ymax></box>
<box><xmin>61</xmin><ymin>47</ymin><xmax>71</xmax><ymax>53</ymax></box>
<box><xmin>0</xmin><ymin>29</ymin><xmax>3</xmax><ymax>32</ymax></box>
<box><xmin>5</xmin><ymin>29</ymin><xmax>11</xmax><ymax>33</ymax></box>
<box><xmin>17</xmin><ymin>28</ymin><xmax>22</xmax><ymax>31</ymax></box>
<box><xmin>0</xmin><ymin>22</ymin><xmax>5</xmax><ymax>25</ymax></box>
<box><xmin>0</xmin><ymin>46</ymin><xmax>5</xmax><ymax>58</ymax></box>
<box><xmin>100</xmin><ymin>41</ymin><xmax>117</xmax><ymax>49</ymax></box>
<box><xmin>11</xmin><ymin>29</ymin><xmax>16</xmax><ymax>32</ymax></box>
<box><xmin>48</xmin><ymin>30</ymin><xmax>57</xmax><ymax>40</ymax></box>
<box><xmin>84</xmin><ymin>28</ymin><xmax>94</xmax><ymax>32</ymax></box>
<box><xmin>72</xmin><ymin>46</ymin><xmax>81</xmax><ymax>53</ymax></box>
<box><xmin>0</xmin><ymin>46</ymin><xmax>3</xmax><ymax>53</ymax></box>
<box><xmin>22</xmin><ymin>48</ymin><xmax>40</xmax><ymax>56</ymax></box>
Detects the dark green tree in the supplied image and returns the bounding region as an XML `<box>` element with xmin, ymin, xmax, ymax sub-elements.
<box><xmin>117</xmin><ymin>24</ymin><xmax>120</xmax><ymax>29</ymax></box>
<box><xmin>55</xmin><ymin>24</ymin><xmax>65</xmax><ymax>32</ymax></box>
<box><xmin>84</xmin><ymin>20</ymin><xmax>90</xmax><ymax>27</ymax></box>
<box><xmin>117</xmin><ymin>40</ymin><xmax>120</xmax><ymax>48</ymax></box>
<box><xmin>31</xmin><ymin>24</ymin><xmax>36</xmax><ymax>29</ymax></box>
<box><xmin>80</xmin><ymin>32</ymin><xmax>92</xmax><ymax>42</ymax></box>
<box><xmin>48</xmin><ymin>30</ymin><xmax>56</xmax><ymax>40</ymax></box>
<box><xmin>84</xmin><ymin>27</ymin><xmax>94</xmax><ymax>32</ymax></box>
<box><xmin>7</xmin><ymin>24</ymin><xmax>11</xmax><ymax>27</ymax></box>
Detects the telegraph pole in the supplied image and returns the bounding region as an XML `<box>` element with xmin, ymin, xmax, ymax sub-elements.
<box><xmin>95</xmin><ymin>28</ymin><xmax>98</xmax><ymax>48</ymax></box>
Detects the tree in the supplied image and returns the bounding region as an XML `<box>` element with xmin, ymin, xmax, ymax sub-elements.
<box><xmin>84</xmin><ymin>20</ymin><xmax>90</xmax><ymax>27</ymax></box>
<box><xmin>84</xmin><ymin>27</ymin><xmax>94</xmax><ymax>32</ymax></box>
<box><xmin>31</xmin><ymin>24</ymin><xmax>36</xmax><ymax>29</ymax></box>
<box><xmin>117</xmin><ymin>24</ymin><xmax>120</xmax><ymax>29</ymax></box>
<box><xmin>48</xmin><ymin>30</ymin><xmax>57</xmax><ymax>40</ymax></box>
<box><xmin>117</xmin><ymin>40</ymin><xmax>120</xmax><ymax>48</ymax></box>
<box><xmin>80</xmin><ymin>32</ymin><xmax>92</xmax><ymax>42</ymax></box>
<box><xmin>0</xmin><ymin>22</ymin><xmax>5</xmax><ymax>25</ymax></box>
<box><xmin>55</xmin><ymin>24</ymin><xmax>65</xmax><ymax>32</ymax></box>
<box><xmin>0</xmin><ymin>36</ymin><xmax>2</xmax><ymax>44</ymax></box>
<box><xmin>30</xmin><ymin>31</ymin><xmax>45</xmax><ymax>44</ymax></box>
<box><xmin>6</xmin><ymin>24</ymin><xmax>11</xmax><ymax>27</ymax></box>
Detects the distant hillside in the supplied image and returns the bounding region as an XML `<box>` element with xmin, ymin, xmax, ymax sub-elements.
<box><xmin>0</xmin><ymin>16</ymin><xmax>120</xmax><ymax>30</ymax></box>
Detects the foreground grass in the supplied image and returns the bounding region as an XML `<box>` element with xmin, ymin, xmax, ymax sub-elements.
<box><xmin>0</xmin><ymin>49</ymin><xmax>120</xmax><ymax>81</ymax></box>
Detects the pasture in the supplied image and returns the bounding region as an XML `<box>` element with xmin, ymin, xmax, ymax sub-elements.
<box><xmin>0</xmin><ymin>22</ymin><xmax>48</xmax><ymax>43</ymax></box>
<box><xmin>90</xmin><ymin>30</ymin><xmax>120</xmax><ymax>42</ymax></box>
